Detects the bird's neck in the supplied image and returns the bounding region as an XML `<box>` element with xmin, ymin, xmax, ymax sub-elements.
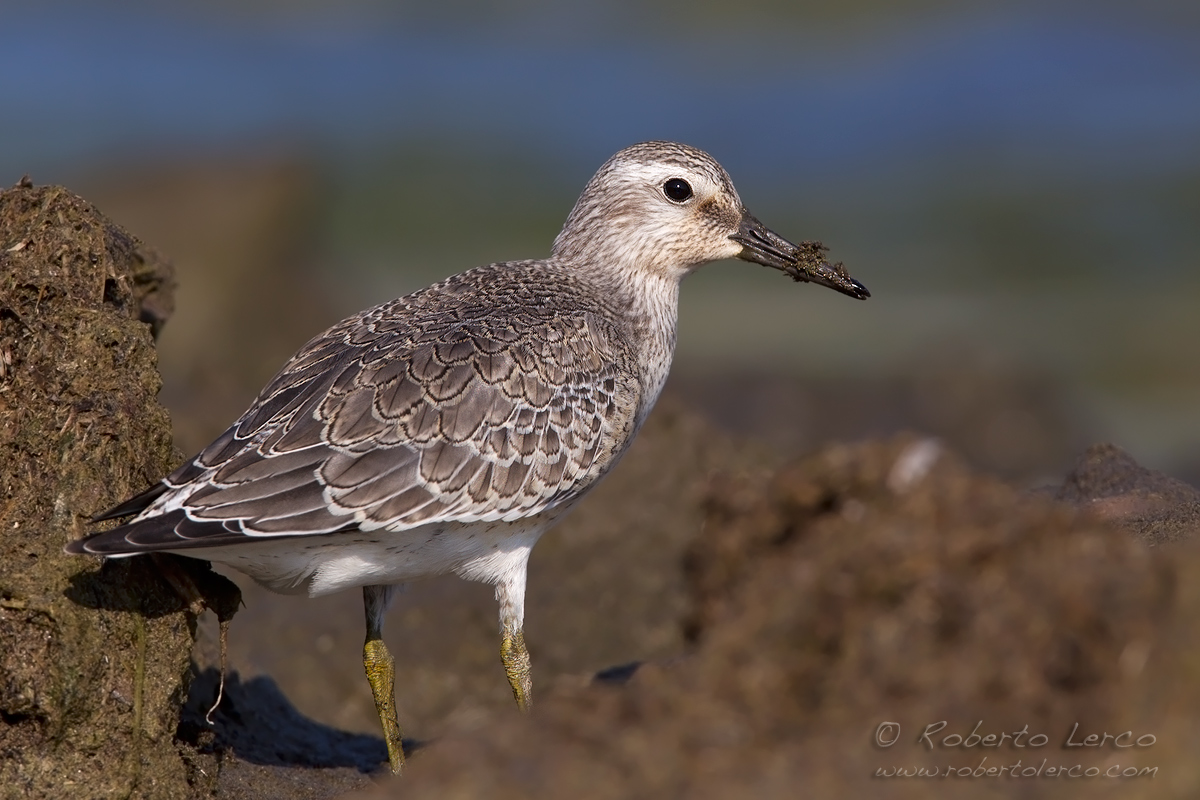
<box><xmin>599</xmin><ymin>263</ymin><xmax>681</xmax><ymax>427</ymax></box>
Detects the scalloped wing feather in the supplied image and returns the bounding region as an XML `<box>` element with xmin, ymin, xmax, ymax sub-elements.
<box><xmin>75</xmin><ymin>265</ymin><xmax>640</xmax><ymax>554</ymax></box>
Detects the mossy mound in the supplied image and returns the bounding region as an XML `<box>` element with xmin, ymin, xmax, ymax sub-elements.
<box><xmin>0</xmin><ymin>180</ymin><xmax>211</xmax><ymax>799</ymax></box>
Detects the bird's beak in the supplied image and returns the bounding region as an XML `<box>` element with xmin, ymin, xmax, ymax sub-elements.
<box><xmin>731</xmin><ymin>212</ymin><xmax>870</xmax><ymax>300</ymax></box>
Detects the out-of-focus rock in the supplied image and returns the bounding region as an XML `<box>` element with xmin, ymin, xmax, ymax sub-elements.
<box><xmin>1056</xmin><ymin>443</ymin><xmax>1200</xmax><ymax>545</ymax></box>
<box><xmin>358</xmin><ymin>435</ymin><xmax>1197</xmax><ymax>799</ymax></box>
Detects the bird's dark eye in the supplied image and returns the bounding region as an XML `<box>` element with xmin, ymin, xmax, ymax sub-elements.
<box><xmin>663</xmin><ymin>178</ymin><xmax>693</xmax><ymax>202</ymax></box>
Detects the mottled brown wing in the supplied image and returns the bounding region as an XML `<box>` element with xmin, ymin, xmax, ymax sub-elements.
<box><xmin>76</xmin><ymin>301</ymin><xmax>637</xmax><ymax>553</ymax></box>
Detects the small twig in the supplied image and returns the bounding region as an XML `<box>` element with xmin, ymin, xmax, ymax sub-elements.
<box><xmin>205</xmin><ymin>617</ymin><xmax>230</xmax><ymax>725</ymax></box>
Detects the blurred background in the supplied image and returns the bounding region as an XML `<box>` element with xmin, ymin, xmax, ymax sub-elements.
<box><xmin>5</xmin><ymin>0</ymin><xmax>1199</xmax><ymax>741</ymax></box>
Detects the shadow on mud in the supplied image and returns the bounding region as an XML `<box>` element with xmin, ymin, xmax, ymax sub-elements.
<box><xmin>179</xmin><ymin>667</ymin><xmax>408</xmax><ymax>773</ymax></box>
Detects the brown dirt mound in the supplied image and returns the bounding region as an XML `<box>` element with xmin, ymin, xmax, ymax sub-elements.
<box><xmin>367</xmin><ymin>435</ymin><xmax>1198</xmax><ymax>799</ymax></box>
<box><xmin>1056</xmin><ymin>443</ymin><xmax>1200</xmax><ymax>545</ymax></box>
<box><xmin>0</xmin><ymin>180</ymin><xmax>216</xmax><ymax>799</ymax></box>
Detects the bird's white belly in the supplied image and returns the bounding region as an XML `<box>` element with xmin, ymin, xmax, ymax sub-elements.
<box><xmin>166</xmin><ymin>517</ymin><xmax>553</xmax><ymax>598</ymax></box>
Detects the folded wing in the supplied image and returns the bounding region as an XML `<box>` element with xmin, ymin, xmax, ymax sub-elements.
<box><xmin>70</xmin><ymin>296</ymin><xmax>636</xmax><ymax>555</ymax></box>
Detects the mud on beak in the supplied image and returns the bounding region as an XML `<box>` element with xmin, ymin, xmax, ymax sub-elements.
<box><xmin>730</xmin><ymin>212</ymin><xmax>870</xmax><ymax>300</ymax></box>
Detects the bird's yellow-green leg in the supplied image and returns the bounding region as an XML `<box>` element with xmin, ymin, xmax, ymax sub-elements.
<box><xmin>496</xmin><ymin>572</ymin><xmax>533</xmax><ymax>712</ymax></box>
<box><xmin>363</xmin><ymin>585</ymin><xmax>405</xmax><ymax>774</ymax></box>
<box><xmin>500</xmin><ymin>623</ymin><xmax>532</xmax><ymax>711</ymax></box>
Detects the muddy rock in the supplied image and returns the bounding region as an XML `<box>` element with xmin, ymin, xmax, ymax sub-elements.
<box><xmin>0</xmin><ymin>181</ymin><xmax>211</xmax><ymax>798</ymax></box>
<box><xmin>362</xmin><ymin>435</ymin><xmax>1197</xmax><ymax>799</ymax></box>
<box><xmin>1055</xmin><ymin>443</ymin><xmax>1200</xmax><ymax>545</ymax></box>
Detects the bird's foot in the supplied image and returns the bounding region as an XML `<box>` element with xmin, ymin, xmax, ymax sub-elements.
<box><xmin>500</xmin><ymin>625</ymin><xmax>533</xmax><ymax>712</ymax></box>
